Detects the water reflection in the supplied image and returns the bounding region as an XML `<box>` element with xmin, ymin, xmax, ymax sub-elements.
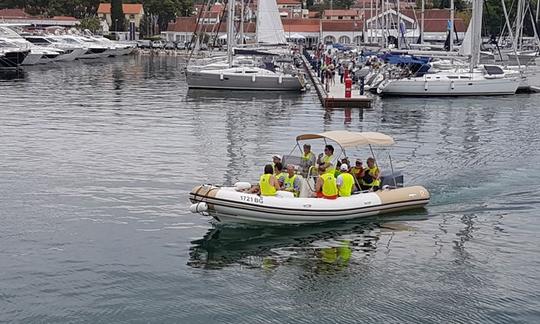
<box><xmin>0</xmin><ymin>69</ymin><xmax>27</xmax><ymax>81</ymax></box>
<box><xmin>188</xmin><ymin>213</ymin><xmax>428</xmax><ymax>271</ymax></box>
<box><xmin>323</xmin><ymin>107</ymin><xmax>365</xmax><ymax>125</ymax></box>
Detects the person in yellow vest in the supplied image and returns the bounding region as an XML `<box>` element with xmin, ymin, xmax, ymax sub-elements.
<box><xmin>274</xmin><ymin>162</ymin><xmax>287</xmax><ymax>188</ymax></box>
<box><xmin>283</xmin><ymin>164</ymin><xmax>301</xmax><ymax>197</ymax></box>
<box><xmin>361</xmin><ymin>157</ymin><xmax>381</xmax><ymax>191</ymax></box>
<box><xmin>321</xmin><ymin>144</ymin><xmax>335</xmax><ymax>175</ymax></box>
<box><xmin>315</xmin><ymin>164</ymin><xmax>338</xmax><ymax>199</ymax></box>
<box><xmin>259</xmin><ymin>164</ymin><xmax>280</xmax><ymax>196</ymax></box>
<box><xmin>300</xmin><ymin>144</ymin><xmax>316</xmax><ymax>176</ymax></box>
<box><xmin>350</xmin><ymin>159</ymin><xmax>364</xmax><ymax>191</ymax></box>
<box><xmin>336</xmin><ymin>164</ymin><xmax>354</xmax><ymax>197</ymax></box>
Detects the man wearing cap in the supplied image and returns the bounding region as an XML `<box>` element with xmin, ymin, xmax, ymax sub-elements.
<box><xmin>336</xmin><ymin>163</ymin><xmax>354</xmax><ymax>197</ymax></box>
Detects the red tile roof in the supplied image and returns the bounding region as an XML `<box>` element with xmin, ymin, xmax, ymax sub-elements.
<box><xmin>324</xmin><ymin>9</ymin><xmax>360</xmax><ymax>17</ymax></box>
<box><xmin>97</xmin><ymin>3</ymin><xmax>144</xmax><ymax>15</ymax></box>
<box><xmin>323</xmin><ymin>20</ymin><xmax>364</xmax><ymax>31</ymax></box>
<box><xmin>277</xmin><ymin>0</ymin><xmax>302</xmax><ymax>4</ymax></box>
<box><xmin>51</xmin><ymin>16</ymin><xmax>77</xmax><ymax>21</ymax></box>
<box><xmin>166</xmin><ymin>17</ymin><xmax>256</xmax><ymax>33</ymax></box>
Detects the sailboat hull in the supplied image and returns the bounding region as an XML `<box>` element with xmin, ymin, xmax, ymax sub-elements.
<box><xmin>379</xmin><ymin>76</ymin><xmax>520</xmax><ymax>96</ymax></box>
<box><xmin>186</xmin><ymin>70</ymin><xmax>304</xmax><ymax>91</ymax></box>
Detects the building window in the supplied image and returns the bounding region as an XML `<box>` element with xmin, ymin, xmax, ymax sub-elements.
<box><xmin>338</xmin><ymin>35</ymin><xmax>350</xmax><ymax>44</ymax></box>
<box><xmin>324</xmin><ymin>35</ymin><xmax>336</xmax><ymax>44</ymax></box>
<box><xmin>338</xmin><ymin>16</ymin><xmax>343</xmax><ymax>20</ymax></box>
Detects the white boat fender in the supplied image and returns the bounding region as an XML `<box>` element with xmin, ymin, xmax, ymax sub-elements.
<box><xmin>424</xmin><ymin>80</ymin><xmax>428</xmax><ymax>91</ymax></box>
<box><xmin>252</xmin><ymin>74</ymin><xmax>256</xmax><ymax>82</ymax></box>
<box><xmin>234</xmin><ymin>182</ymin><xmax>252</xmax><ymax>191</ymax></box>
<box><xmin>220</xmin><ymin>73</ymin><xmax>224</xmax><ymax>80</ymax></box>
<box><xmin>451</xmin><ymin>80</ymin><xmax>455</xmax><ymax>90</ymax></box>
<box><xmin>189</xmin><ymin>202</ymin><xmax>208</xmax><ymax>213</ymax></box>
<box><xmin>278</xmin><ymin>75</ymin><xmax>283</xmax><ymax>84</ymax></box>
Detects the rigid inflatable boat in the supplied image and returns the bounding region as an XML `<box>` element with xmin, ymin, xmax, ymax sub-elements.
<box><xmin>189</xmin><ymin>131</ymin><xmax>430</xmax><ymax>225</ymax></box>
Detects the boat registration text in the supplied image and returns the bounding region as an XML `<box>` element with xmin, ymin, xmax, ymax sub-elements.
<box><xmin>240</xmin><ymin>195</ymin><xmax>264</xmax><ymax>204</ymax></box>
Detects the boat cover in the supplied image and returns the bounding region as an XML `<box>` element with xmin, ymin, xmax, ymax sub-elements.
<box><xmin>296</xmin><ymin>131</ymin><xmax>395</xmax><ymax>148</ymax></box>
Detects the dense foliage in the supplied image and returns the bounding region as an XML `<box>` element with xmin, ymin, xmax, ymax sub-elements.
<box><xmin>111</xmin><ymin>0</ymin><xmax>125</xmax><ymax>31</ymax></box>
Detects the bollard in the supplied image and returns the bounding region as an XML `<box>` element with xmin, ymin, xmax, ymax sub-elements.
<box><xmin>359</xmin><ymin>76</ymin><xmax>365</xmax><ymax>95</ymax></box>
<box><xmin>345</xmin><ymin>78</ymin><xmax>352</xmax><ymax>98</ymax></box>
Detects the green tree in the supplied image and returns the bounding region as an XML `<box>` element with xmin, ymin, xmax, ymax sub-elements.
<box><xmin>78</xmin><ymin>16</ymin><xmax>101</xmax><ymax>32</ymax></box>
<box><xmin>143</xmin><ymin>0</ymin><xmax>193</xmax><ymax>33</ymax></box>
<box><xmin>111</xmin><ymin>0</ymin><xmax>125</xmax><ymax>31</ymax></box>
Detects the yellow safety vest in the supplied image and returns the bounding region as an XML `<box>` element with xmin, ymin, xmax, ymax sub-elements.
<box><xmin>284</xmin><ymin>174</ymin><xmax>299</xmax><ymax>197</ymax></box>
<box><xmin>276</xmin><ymin>172</ymin><xmax>287</xmax><ymax>184</ymax></box>
<box><xmin>338</xmin><ymin>173</ymin><xmax>354</xmax><ymax>197</ymax></box>
<box><xmin>260</xmin><ymin>174</ymin><xmax>277</xmax><ymax>196</ymax></box>
<box><xmin>302</xmin><ymin>152</ymin><xmax>314</xmax><ymax>162</ymax></box>
<box><xmin>362</xmin><ymin>166</ymin><xmax>381</xmax><ymax>187</ymax></box>
<box><xmin>322</xmin><ymin>154</ymin><xmax>335</xmax><ymax>174</ymax></box>
<box><xmin>321</xmin><ymin>173</ymin><xmax>338</xmax><ymax>197</ymax></box>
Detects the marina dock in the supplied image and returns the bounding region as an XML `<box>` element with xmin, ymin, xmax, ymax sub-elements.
<box><xmin>301</xmin><ymin>54</ymin><xmax>372</xmax><ymax>108</ymax></box>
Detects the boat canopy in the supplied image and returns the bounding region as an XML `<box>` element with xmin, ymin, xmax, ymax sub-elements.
<box><xmin>296</xmin><ymin>131</ymin><xmax>395</xmax><ymax>148</ymax></box>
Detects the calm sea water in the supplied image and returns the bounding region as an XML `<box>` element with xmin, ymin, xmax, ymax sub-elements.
<box><xmin>1</xmin><ymin>56</ymin><xmax>539</xmax><ymax>323</ymax></box>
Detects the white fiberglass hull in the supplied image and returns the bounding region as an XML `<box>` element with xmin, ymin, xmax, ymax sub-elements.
<box><xmin>21</xmin><ymin>52</ymin><xmax>42</xmax><ymax>65</ymax></box>
<box><xmin>186</xmin><ymin>68</ymin><xmax>304</xmax><ymax>91</ymax></box>
<box><xmin>189</xmin><ymin>185</ymin><xmax>430</xmax><ymax>225</ymax></box>
<box><xmin>378</xmin><ymin>75</ymin><xmax>519</xmax><ymax>96</ymax></box>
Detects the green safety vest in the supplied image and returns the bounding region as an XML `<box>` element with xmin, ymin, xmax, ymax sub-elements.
<box><xmin>362</xmin><ymin>166</ymin><xmax>381</xmax><ymax>187</ymax></box>
<box><xmin>322</xmin><ymin>154</ymin><xmax>335</xmax><ymax>174</ymax></box>
<box><xmin>338</xmin><ymin>173</ymin><xmax>354</xmax><ymax>197</ymax></box>
<box><xmin>321</xmin><ymin>173</ymin><xmax>338</xmax><ymax>197</ymax></box>
<box><xmin>284</xmin><ymin>174</ymin><xmax>299</xmax><ymax>197</ymax></box>
<box><xmin>260</xmin><ymin>174</ymin><xmax>277</xmax><ymax>196</ymax></box>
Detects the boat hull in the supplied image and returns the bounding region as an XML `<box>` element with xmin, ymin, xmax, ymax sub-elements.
<box><xmin>189</xmin><ymin>185</ymin><xmax>430</xmax><ymax>225</ymax></box>
<box><xmin>186</xmin><ymin>70</ymin><xmax>304</xmax><ymax>91</ymax></box>
<box><xmin>379</xmin><ymin>76</ymin><xmax>519</xmax><ymax>96</ymax></box>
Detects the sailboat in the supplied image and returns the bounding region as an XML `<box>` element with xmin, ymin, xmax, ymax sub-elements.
<box><xmin>185</xmin><ymin>0</ymin><xmax>305</xmax><ymax>91</ymax></box>
<box><xmin>377</xmin><ymin>0</ymin><xmax>520</xmax><ymax>96</ymax></box>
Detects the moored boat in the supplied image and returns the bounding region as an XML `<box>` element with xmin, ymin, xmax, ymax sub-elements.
<box><xmin>189</xmin><ymin>131</ymin><xmax>430</xmax><ymax>225</ymax></box>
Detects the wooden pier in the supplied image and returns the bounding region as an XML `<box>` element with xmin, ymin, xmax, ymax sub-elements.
<box><xmin>301</xmin><ymin>54</ymin><xmax>372</xmax><ymax>108</ymax></box>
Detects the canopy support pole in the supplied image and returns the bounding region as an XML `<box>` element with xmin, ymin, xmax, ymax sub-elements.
<box><xmin>388</xmin><ymin>152</ymin><xmax>397</xmax><ymax>188</ymax></box>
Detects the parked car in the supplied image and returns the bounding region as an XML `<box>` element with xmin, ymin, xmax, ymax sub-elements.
<box><xmin>136</xmin><ymin>40</ymin><xmax>152</xmax><ymax>48</ymax></box>
<box><xmin>164</xmin><ymin>42</ymin><xmax>176</xmax><ymax>49</ymax></box>
<box><xmin>151</xmin><ymin>40</ymin><xmax>165</xmax><ymax>49</ymax></box>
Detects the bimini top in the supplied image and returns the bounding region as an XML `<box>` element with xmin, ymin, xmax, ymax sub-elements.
<box><xmin>296</xmin><ymin>131</ymin><xmax>395</xmax><ymax>148</ymax></box>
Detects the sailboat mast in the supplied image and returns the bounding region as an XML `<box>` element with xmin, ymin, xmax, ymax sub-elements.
<box><xmin>240</xmin><ymin>0</ymin><xmax>244</xmax><ymax>45</ymax></box>
<box><xmin>420</xmin><ymin>0</ymin><xmax>425</xmax><ymax>44</ymax></box>
<box><xmin>450</xmin><ymin>0</ymin><xmax>454</xmax><ymax>51</ymax></box>
<box><xmin>227</xmin><ymin>0</ymin><xmax>234</xmax><ymax>67</ymax></box>
<box><xmin>396</xmin><ymin>0</ymin><xmax>401</xmax><ymax>49</ymax></box>
<box><xmin>470</xmin><ymin>0</ymin><xmax>483</xmax><ymax>72</ymax></box>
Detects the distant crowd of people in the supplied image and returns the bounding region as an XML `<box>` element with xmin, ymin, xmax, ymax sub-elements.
<box><xmin>250</xmin><ymin>143</ymin><xmax>382</xmax><ymax>198</ymax></box>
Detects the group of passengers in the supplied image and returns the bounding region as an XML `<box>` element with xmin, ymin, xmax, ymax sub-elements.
<box><xmin>256</xmin><ymin>144</ymin><xmax>381</xmax><ymax>198</ymax></box>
